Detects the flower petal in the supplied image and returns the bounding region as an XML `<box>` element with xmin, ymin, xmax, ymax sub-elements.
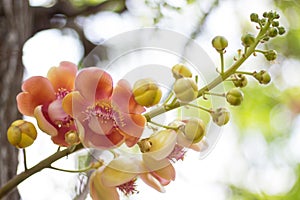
<box><xmin>90</xmin><ymin>167</ymin><xmax>120</xmax><ymax>200</ymax></box>
<box><xmin>112</xmin><ymin>79</ymin><xmax>145</xmax><ymax>114</ymax></box>
<box><xmin>75</xmin><ymin>67</ymin><xmax>113</xmax><ymax>103</ymax></box>
<box><xmin>78</xmin><ymin>120</ymin><xmax>124</xmax><ymax>149</ymax></box>
<box><xmin>34</xmin><ymin>106</ymin><xmax>58</xmax><ymax>136</ymax></box>
<box><xmin>62</xmin><ymin>91</ymin><xmax>88</xmax><ymax>119</ymax></box>
<box><xmin>48</xmin><ymin>99</ymin><xmax>68</xmax><ymax>123</ymax></box>
<box><xmin>151</xmin><ymin>162</ymin><xmax>176</xmax><ymax>185</ymax></box>
<box><xmin>17</xmin><ymin>76</ymin><xmax>56</xmax><ymax>116</ymax></box>
<box><xmin>102</xmin><ymin>157</ymin><xmax>141</xmax><ymax>187</ymax></box>
<box><xmin>115</xmin><ymin>113</ymin><xmax>146</xmax><ymax>146</ymax></box>
<box><xmin>47</xmin><ymin>61</ymin><xmax>77</xmax><ymax>92</ymax></box>
<box><xmin>140</xmin><ymin>173</ymin><xmax>165</xmax><ymax>193</ymax></box>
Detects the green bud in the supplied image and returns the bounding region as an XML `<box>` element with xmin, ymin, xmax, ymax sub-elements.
<box><xmin>241</xmin><ymin>33</ymin><xmax>256</xmax><ymax>47</ymax></box>
<box><xmin>264</xmin><ymin>50</ymin><xmax>277</xmax><ymax>61</ymax></box>
<box><xmin>211</xmin><ymin>107</ymin><xmax>230</xmax><ymax>126</ymax></box>
<box><xmin>268</xmin><ymin>27</ymin><xmax>278</xmax><ymax>38</ymax></box>
<box><xmin>263</xmin><ymin>12</ymin><xmax>268</xmax><ymax>18</ymax></box>
<box><xmin>133</xmin><ymin>78</ymin><xmax>162</xmax><ymax>107</ymax></box>
<box><xmin>232</xmin><ymin>74</ymin><xmax>248</xmax><ymax>88</ymax></box>
<box><xmin>172</xmin><ymin>63</ymin><xmax>192</xmax><ymax>79</ymax></box>
<box><xmin>212</xmin><ymin>36</ymin><xmax>228</xmax><ymax>52</ymax></box>
<box><xmin>272</xmin><ymin>21</ymin><xmax>279</xmax><ymax>27</ymax></box>
<box><xmin>278</xmin><ymin>26</ymin><xmax>286</xmax><ymax>35</ymax></box>
<box><xmin>183</xmin><ymin>118</ymin><xmax>206</xmax><ymax>143</ymax></box>
<box><xmin>173</xmin><ymin>78</ymin><xmax>198</xmax><ymax>102</ymax></box>
<box><xmin>250</xmin><ymin>13</ymin><xmax>259</xmax><ymax>22</ymax></box>
<box><xmin>263</xmin><ymin>37</ymin><xmax>270</xmax><ymax>42</ymax></box>
<box><xmin>226</xmin><ymin>88</ymin><xmax>244</xmax><ymax>106</ymax></box>
<box><xmin>253</xmin><ymin>70</ymin><xmax>271</xmax><ymax>84</ymax></box>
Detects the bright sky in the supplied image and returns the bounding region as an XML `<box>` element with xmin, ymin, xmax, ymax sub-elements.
<box><xmin>18</xmin><ymin>0</ymin><xmax>299</xmax><ymax>200</ymax></box>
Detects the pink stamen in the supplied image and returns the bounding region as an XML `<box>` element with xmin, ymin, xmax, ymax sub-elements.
<box><xmin>55</xmin><ymin>88</ymin><xmax>69</xmax><ymax>99</ymax></box>
<box><xmin>167</xmin><ymin>144</ymin><xmax>186</xmax><ymax>162</ymax></box>
<box><xmin>117</xmin><ymin>179</ymin><xmax>139</xmax><ymax>196</ymax></box>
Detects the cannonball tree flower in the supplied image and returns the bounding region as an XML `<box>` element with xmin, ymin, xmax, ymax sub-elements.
<box><xmin>89</xmin><ymin>156</ymin><xmax>175</xmax><ymax>200</ymax></box>
<box><xmin>16</xmin><ymin>61</ymin><xmax>77</xmax><ymax>146</ymax></box>
<box><xmin>62</xmin><ymin>67</ymin><xmax>146</xmax><ymax>149</ymax></box>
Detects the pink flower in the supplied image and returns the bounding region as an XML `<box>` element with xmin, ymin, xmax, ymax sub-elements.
<box><xmin>89</xmin><ymin>156</ymin><xmax>175</xmax><ymax>200</ymax></box>
<box><xmin>62</xmin><ymin>67</ymin><xmax>146</xmax><ymax>149</ymax></box>
<box><xmin>16</xmin><ymin>61</ymin><xmax>77</xmax><ymax>146</ymax></box>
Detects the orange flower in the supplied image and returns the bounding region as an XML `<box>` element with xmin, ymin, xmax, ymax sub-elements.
<box><xmin>16</xmin><ymin>61</ymin><xmax>77</xmax><ymax>146</ymax></box>
<box><xmin>89</xmin><ymin>156</ymin><xmax>175</xmax><ymax>200</ymax></box>
<box><xmin>62</xmin><ymin>67</ymin><xmax>146</xmax><ymax>149</ymax></box>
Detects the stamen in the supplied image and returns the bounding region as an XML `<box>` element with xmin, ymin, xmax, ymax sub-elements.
<box><xmin>117</xmin><ymin>179</ymin><xmax>139</xmax><ymax>196</ymax></box>
<box><xmin>55</xmin><ymin>88</ymin><xmax>69</xmax><ymax>99</ymax></box>
<box><xmin>167</xmin><ymin>144</ymin><xmax>186</xmax><ymax>162</ymax></box>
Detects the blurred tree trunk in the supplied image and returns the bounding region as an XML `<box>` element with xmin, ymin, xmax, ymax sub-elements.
<box><xmin>0</xmin><ymin>0</ymin><xmax>33</xmax><ymax>199</ymax></box>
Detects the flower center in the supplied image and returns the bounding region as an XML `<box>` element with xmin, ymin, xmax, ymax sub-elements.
<box><xmin>117</xmin><ymin>179</ymin><xmax>139</xmax><ymax>196</ymax></box>
<box><xmin>84</xmin><ymin>101</ymin><xmax>117</xmax><ymax>126</ymax></box>
<box><xmin>55</xmin><ymin>88</ymin><xmax>70</xmax><ymax>99</ymax></box>
<box><xmin>54</xmin><ymin>116</ymin><xmax>74</xmax><ymax>128</ymax></box>
<box><xmin>167</xmin><ymin>144</ymin><xmax>186</xmax><ymax>162</ymax></box>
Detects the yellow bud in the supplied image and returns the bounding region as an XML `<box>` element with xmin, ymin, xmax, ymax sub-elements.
<box><xmin>172</xmin><ymin>63</ymin><xmax>192</xmax><ymax>79</ymax></box>
<box><xmin>133</xmin><ymin>78</ymin><xmax>162</xmax><ymax>107</ymax></box>
<box><xmin>65</xmin><ymin>130</ymin><xmax>80</xmax><ymax>145</ymax></box>
<box><xmin>212</xmin><ymin>36</ymin><xmax>228</xmax><ymax>52</ymax></box>
<box><xmin>183</xmin><ymin>118</ymin><xmax>206</xmax><ymax>143</ymax></box>
<box><xmin>173</xmin><ymin>78</ymin><xmax>198</xmax><ymax>102</ymax></box>
<box><xmin>211</xmin><ymin>107</ymin><xmax>230</xmax><ymax>126</ymax></box>
<box><xmin>226</xmin><ymin>88</ymin><xmax>244</xmax><ymax>106</ymax></box>
<box><xmin>7</xmin><ymin>120</ymin><xmax>37</xmax><ymax>148</ymax></box>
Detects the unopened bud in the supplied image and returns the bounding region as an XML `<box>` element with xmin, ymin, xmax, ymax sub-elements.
<box><xmin>173</xmin><ymin>78</ymin><xmax>198</xmax><ymax>102</ymax></box>
<box><xmin>172</xmin><ymin>63</ymin><xmax>192</xmax><ymax>79</ymax></box>
<box><xmin>133</xmin><ymin>78</ymin><xmax>162</xmax><ymax>107</ymax></box>
<box><xmin>264</xmin><ymin>50</ymin><xmax>277</xmax><ymax>61</ymax></box>
<box><xmin>226</xmin><ymin>88</ymin><xmax>244</xmax><ymax>106</ymax></box>
<box><xmin>268</xmin><ymin>27</ymin><xmax>278</xmax><ymax>38</ymax></box>
<box><xmin>211</xmin><ymin>107</ymin><xmax>230</xmax><ymax>126</ymax></box>
<box><xmin>65</xmin><ymin>130</ymin><xmax>80</xmax><ymax>145</ymax></box>
<box><xmin>250</xmin><ymin>13</ymin><xmax>259</xmax><ymax>22</ymax></box>
<box><xmin>253</xmin><ymin>70</ymin><xmax>271</xmax><ymax>84</ymax></box>
<box><xmin>183</xmin><ymin>118</ymin><xmax>206</xmax><ymax>143</ymax></box>
<box><xmin>212</xmin><ymin>36</ymin><xmax>228</xmax><ymax>52</ymax></box>
<box><xmin>7</xmin><ymin>120</ymin><xmax>37</xmax><ymax>148</ymax></box>
<box><xmin>232</xmin><ymin>74</ymin><xmax>248</xmax><ymax>88</ymax></box>
<box><xmin>241</xmin><ymin>33</ymin><xmax>255</xmax><ymax>47</ymax></box>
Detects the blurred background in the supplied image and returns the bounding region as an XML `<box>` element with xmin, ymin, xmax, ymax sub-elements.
<box><xmin>1</xmin><ymin>0</ymin><xmax>300</xmax><ymax>199</ymax></box>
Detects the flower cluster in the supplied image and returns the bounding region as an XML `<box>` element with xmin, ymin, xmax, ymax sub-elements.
<box><xmin>4</xmin><ymin>10</ymin><xmax>285</xmax><ymax>200</ymax></box>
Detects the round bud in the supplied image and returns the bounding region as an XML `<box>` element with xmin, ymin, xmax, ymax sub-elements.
<box><xmin>268</xmin><ymin>27</ymin><xmax>278</xmax><ymax>38</ymax></box>
<box><xmin>264</xmin><ymin>50</ymin><xmax>277</xmax><ymax>61</ymax></box>
<box><xmin>173</xmin><ymin>78</ymin><xmax>198</xmax><ymax>102</ymax></box>
<box><xmin>133</xmin><ymin>78</ymin><xmax>162</xmax><ymax>107</ymax></box>
<box><xmin>7</xmin><ymin>120</ymin><xmax>37</xmax><ymax>148</ymax></box>
<box><xmin>272</xmin><ymin>21</ymin><xmax>279</xmax><ymax>27</ymax></box>
<box><xmin>65</xmin><ymin>130</ymin><xmax>80</xmax><ymax>145</ymax></box>
<box><xmin>172</xmin><ymin>63</ymin><xmax>192</xmax><ymax>79</ymax></box>
<box><xmin>226</xmin><ymin>88</ymin><xmax>244</xmax><ymax>106</ymax></box>
<box><xmin>211</xmin><ymin>107</ymin><xmax>230</xmax><ymax>126</ymax></box>
<box><xmin>241</xmin><ymin>33</ymin><xmax>255</xmax><ymax>47</ymax></box>
<box><xmin>183</xmin><ymin>118</ymin><xmax>206</xmax><ymax>143</ymax></box>
<box><xmin>232</xmin><ymin>74</ymin><xmax>248</xmax><ymax>88</ymax></box>
<box><xmin>263</xmin><ymin>12</ymin><xmax>268</xmax><ymax>18</ymax></box>
<box><xmin>212</xmin><ymin>36</ymin><xmax>228</xmax><ymax>52</ymax></box>
<box><xmin>253</xmin><ymin>70</ymin><xmax>271</xmax><ymax>84</ymax></box>
<box><xmin>278</xmin><ymin>27</ymin><xmax>286</xmax><ymax>35</ymax></box>
<box><xmin>250</xmin><ymin>13</ymin><xmax>259</xmax><ymax>22</ymax></box>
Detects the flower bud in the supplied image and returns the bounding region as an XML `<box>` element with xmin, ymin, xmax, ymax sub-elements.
<box><xmin>211</xmin><ymin>107</ymin><xmax>230</xmax><ymax>126</ymax></box>
<box><xmin>232</xmin><ymin>74</ymin><xmax>248</xmax><ymax>88</ymax></box>
<box><xmin>65</xmin><ymin>130</ymin><xmax>80</xmax><ymax>145</ymax></box>
<box><xmin>226</xmin><ymin>88</ymin><xmax>244</xmax><ymax>106</ymax></box>
<box><xmin>253</xmin><ymin>70</ymin><xmax>271</xmax><ymax>84</ymax></box>
<box><xmin>264</xmin><ymin>50</ymin><xmax>277</xmax><ymax>61</ymax></box>
<box><xmin>133</xmin><ymin>78</ymin><xmax>162</xmax><ymax>107</ymax></box>
<box><xmin>7</xmin><ymin>120</ymin><xmax>37</xmax><ymax>148</ymax></box>
<box><xmin>172</xmin><ymin>63</ymin><xmax>192</xmax><ymax>79</ymax></box>
<box><xmin>250</xmin><ymin>13</ymin><xmax>259</xmax><ymax>22</ymax></box>
<box><xmin>268</xmin><ymin>27</ymin><xmax>278</xmax><ymax>38</ymax></box>
<box><xmin>278</xmin><ymin>26</ymin><xmax>286</xmax><ymax>35</ymax></box>
<box><xmin>272</xmin><ymin>21</ymin><xmax>279</xmax><ymax>27</ymax></box>
<box><xmin>183</xmin><ymin>118</ymin><xmax>206</xmax><ymax>143</ymax></box>
<box><xmin>241</xmin><ymin>33</ymin><xmax>255</xmax><ymax>47</ymax></box>
<box><xmin>173</xmin><ymin>78</ymin><xmax>198</xmax><ymax>102</ymax></box>
<box><xmin>212</xmin><ymin>36</ymin><xmax>228</xmax><ymax>52</ymax></box>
